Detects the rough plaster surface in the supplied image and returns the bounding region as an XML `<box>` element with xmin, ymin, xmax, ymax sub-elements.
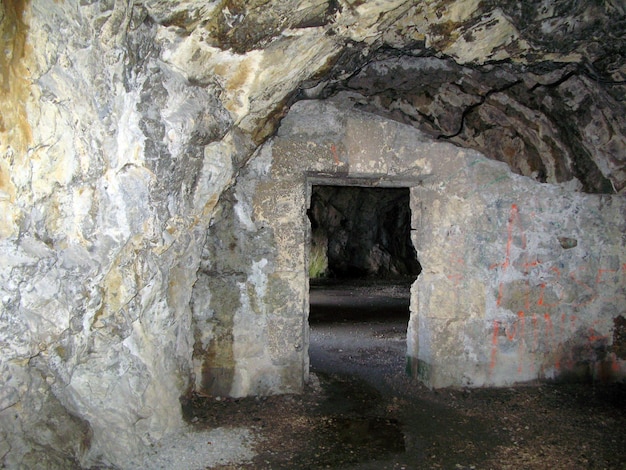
<box><xmin>409</xmin><ymin>158</ymin><xmax>626</xmax><ymax>388</ymax></box>
<box><xmin>1</xmin><ymin>0</ymin><xmax>624</xmax><ymax>467</ymax></box>
<box><xmin>193</xmin><ymin>147</ymin><xmax>308</xmax><ymax>398</ymax></box>
<box><xmin>197</xmin><ymin>97</ymin><xmax>625</xmax><ymax>399</ymax></box>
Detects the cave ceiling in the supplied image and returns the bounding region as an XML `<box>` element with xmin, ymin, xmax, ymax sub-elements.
<box><xmin>140</xmin><ymin>0</ymin><xmax>625</xmax><ymax>192</ymax></box>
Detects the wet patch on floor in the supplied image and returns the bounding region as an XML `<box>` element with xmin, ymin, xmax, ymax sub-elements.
<box><xmin>322</xmin><ymin>416</ymin><xmax>405</xmax><ymax>452</ymax></box>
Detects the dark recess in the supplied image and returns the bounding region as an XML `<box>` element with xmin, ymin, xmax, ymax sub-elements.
<box><xmin>308</xmin><ymin>185</ymin><xmax>421</xmax><ymax>281</ymax></box>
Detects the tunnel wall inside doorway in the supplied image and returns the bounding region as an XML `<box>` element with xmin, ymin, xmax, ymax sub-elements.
<box><xmin>192</xmin><ymin>96</ymin><xmax>626</xmax><ymax>394</ymax></box>
<box><xmin>308</xmin><ymin>186</ymin><xmax>420</xmax><ymax>280</ymax></box>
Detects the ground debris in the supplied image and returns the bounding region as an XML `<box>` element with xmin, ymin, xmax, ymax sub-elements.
<box><xmin>182</xmin><ymin>305</ymin><xmax>626</xmax><ymax>469</ymax></box>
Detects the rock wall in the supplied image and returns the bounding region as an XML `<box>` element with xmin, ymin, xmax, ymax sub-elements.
<box><xmin>308</xmin><ymin>186</ymin><xmax>420</xmax><ymax>279</ymax></box>
<box><xmin>1</xmin><ymin>0</ymin><xmax>624</xmax><ymax>467</ymax></box>
<box><xmin>331</xmin><ymin>55</ymin><xmax>626</xmax><ymax>193</ymax></box>
<box><xmin>0</xmin><ymin>1</ymin><xmax>236</xmax><ymax>467</ymax></box>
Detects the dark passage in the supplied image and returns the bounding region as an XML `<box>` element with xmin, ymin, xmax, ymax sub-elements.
<box><xmin>308</xmin><ymin>184</ymin><xmax>419</xmax><ymax>323</ymax></box>
<box><xmin>306</xmin><ymin>185</ymin><xmax>417</xmax><ymax>464</ymax></box>
<box><xmin>307</xmin><ymin>185</ymin><xmax>421</xmax><ymax>281</ymax></box>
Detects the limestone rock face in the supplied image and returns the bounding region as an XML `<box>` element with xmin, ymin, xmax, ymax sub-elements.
<box><xmin>0</xmin><ymin>0</ymin><xmax>624</xmax><ymax>467</ymax></box>
<box><xmin>308</xmin><ymin>186</ymin><xmax>420</xmax><ymax>279</ymax></box>
<box><xmin>334</xmin><ymin>56</ymin><xmax>625</xmax><ymax>193</ymax></box>
<box><xmin>1</xmin><ymin>1</ymin><xmax>234</xmax><ymax>467</ymax></box>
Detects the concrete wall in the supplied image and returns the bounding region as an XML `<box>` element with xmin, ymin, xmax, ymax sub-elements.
<box><xmin>410</xmin><ymin>157</ymin><xmax>626</xmax><ymax>387</ymax></box>
<box><xmin>194</xmin><ymin>96</ymin><xmax>626</xmax><ymax>394</ymax></box>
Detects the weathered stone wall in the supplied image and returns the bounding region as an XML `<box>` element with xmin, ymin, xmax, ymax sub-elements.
<box><xmin>1</xmin><ymin>0</ymin><xmax>624</xmax><ymax>467</ymax></box>
<box><xmin>409</xmin><ymin>151</ymin><xmax>626</xmax><ymax>388</ymax></box>
<box><xmin>198</xmin><ymin>97</ymin><xmax>625</xmax><ymax>397</ymax></box>
<box><xmin>0</xmin><ymin>2</ymin><xmax>236</xmax><ymax>467</ymax></box>
<box><xmin>192</xmin><ymin>139</ymin><xmax>309</xmax><ymax>398</ymax></box>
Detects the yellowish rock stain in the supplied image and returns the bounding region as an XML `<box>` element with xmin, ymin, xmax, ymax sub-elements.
<box><xmin>226</xmin><ymin>58</ymin><xmax>252</xmax><ymax>92</ymax></box>
<box><xmin>0</xmin><ymin>0</ymin><xmax>33</xmax><ymax>238</ymax></box>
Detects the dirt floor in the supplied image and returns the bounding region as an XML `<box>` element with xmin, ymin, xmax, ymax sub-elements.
<box><xmin>181</xmin><ymin>281</ymin><xmax>626</xmax><ymax>469</ymax></box>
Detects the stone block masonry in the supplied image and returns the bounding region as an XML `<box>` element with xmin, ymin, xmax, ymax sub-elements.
<box><xmin>194</xmin><ymin>96</ymin><xmax>626</xmax><ymax>398</ymax></box>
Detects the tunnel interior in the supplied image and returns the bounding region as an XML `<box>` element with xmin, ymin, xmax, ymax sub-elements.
<box><xmin>307</xmin><ymin>184</ymin><xmax>419</xmax><ymax>323</ymax></box>
<box><xmin>307</xmin><ymin>185</ymin><xmax>421</xmax><ymax>282</ymax></box>
<box><xmin>306</xmin><ymin>184</ymin><xmax>418</xmax><ymax>442</ymax></box>
<box><xmin>2</xmin><ymin>2</ymin><xmax>626</xmax><ymax>468</ymax></box>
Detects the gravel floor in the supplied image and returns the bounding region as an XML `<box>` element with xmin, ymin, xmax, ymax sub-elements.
<box><xmin>135</xmin><ymin>427</ymin><xmax>256</xmax><ymax>469</ymax></box>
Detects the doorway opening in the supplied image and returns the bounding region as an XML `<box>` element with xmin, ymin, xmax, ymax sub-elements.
<box><xmin>307</xmin><ymin>184</ymin><xmax>421</xmax><ymax>383</ymax></box>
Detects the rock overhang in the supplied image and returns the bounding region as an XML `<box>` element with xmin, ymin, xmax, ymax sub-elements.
<box><xmin>147</xmin><ymin>0</ymin><xmax>625</xmax><ymax>192</ymax></box>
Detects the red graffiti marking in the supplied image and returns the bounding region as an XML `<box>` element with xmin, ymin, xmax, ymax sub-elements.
<box><xmin>537</xmin><ymin>267</ymin><xmax>561</xmax><ymax>307</ymax></box>
<box><xmin>505</xmin><ymin>311</ymin><xmax>525</xmax><ymax>341</ymax></box>
<box><xmin>492</xmin><ymin>204</ymin><xmax>624</xmax><ymax>313</ymax></box>
<box><xmin>491</xmin><ymin>204</ymin><xmax>529</xmax><ymax>307</ymax></box>
<box><xmin>490</xmin><ymin>320</ymin><xmax>500</xmax><ymax>371</ymax></box>
<box><xmin>330</xmin><ymin>144</ymin><xmax>340</xmax><ymax>165</ymax></box>
<box><xmin>596</xmin><ymin>268</ymin><xmax>617</xmax><ymax>285</ymax></box>
<box><xmin>485</xmin><ymin>203</ymin><xmax>625</xmax><ymax>377</ymax></box>
<box><xmin>447</xmin><ymin>254</ymin><xmax>465</xmax><ymax>286</ymax></box>
<box><xmin>489</xmin><ymin>310</ymin><xmax>621</xmax><ymax>374</ymax></box>
<box><xmin>447</xmin><ymin>272</ymin><xmax>463</xmax><ymax>286</ymax></box>
<box><xmin>531</xmin><ymin>314</ymin><xmax>539</xmax><ymax>350</ymax></box>
<box><xmin>596</xmin><ymin>268</ymin><xmax>620</xmax><ymax>303</ymax></box>
<box><xmin>588</xmin><ymin>318</ymin><xmax>610</xmax><ymax>343</ymax></box>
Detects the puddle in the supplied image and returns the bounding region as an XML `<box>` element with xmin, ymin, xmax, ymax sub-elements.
<box><xmin>300</xmin><ymin>371</ymin><xmax>407</xmax><ymax>468</ymax></box>
<box><xmin>322</xmin><ymin>416</ymin><xmax>405</xmax><ymax>453</ymax></box>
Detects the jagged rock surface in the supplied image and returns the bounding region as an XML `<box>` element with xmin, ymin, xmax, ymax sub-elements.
<box><xmin>308</xmin><ymin>186</ymin><xmax>420</xmax><ymax>279</ymax></box>
<box><xmin>0</xmin><ymin>0</ymin><xmax>624</xmax><ymax>467</ymax></box>
<box><xmin>330</xmin><ymin>56</ymin><xmax>625</xmax><ymax>192</ymax></box>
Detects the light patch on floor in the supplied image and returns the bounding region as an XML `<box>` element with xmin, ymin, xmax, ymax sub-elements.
<box><xmin>137</xmin><ymin>426</ymin><xmax>257</xmax><ymax>469</ymax></box>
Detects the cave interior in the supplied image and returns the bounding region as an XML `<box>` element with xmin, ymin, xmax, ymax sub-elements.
<box><xmin>1</xmin><ymin>1</ymin><xmax>625</xmax><ymax>468</ymax></box>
